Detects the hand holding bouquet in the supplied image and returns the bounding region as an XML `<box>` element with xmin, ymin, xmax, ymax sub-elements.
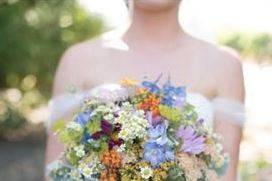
<box><xmin>48</xmin><ymin>77</ymin><xmax>229</xmax><ymax>181</ymax></box>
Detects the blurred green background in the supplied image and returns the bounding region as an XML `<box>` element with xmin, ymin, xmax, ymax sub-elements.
<box><xmin>0</xmin><ymin>0</ymin><xmax>271</xmax><ymax>180</ymax></box>
<box><xmin>0</xmin><ymin>0</ymin><xmax>104</xmax><ymax>179</ymax></box>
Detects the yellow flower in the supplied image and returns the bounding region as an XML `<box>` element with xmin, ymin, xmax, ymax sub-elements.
<box><xmin>120</xmin><ymin>77</ymin><xmax>137</xmax><ymax>87</ymax></box>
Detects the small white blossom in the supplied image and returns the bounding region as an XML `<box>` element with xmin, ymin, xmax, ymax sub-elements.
<box><xmin>79</xmin><ymin>164</ymin><xmax>92</xmax><ymax>178</ymax></box>
<box><xmin>116</xmin><ymin>144</ymin><xmax>126</xmax><ymax>153</ymax></box>
<box><xmin>69</xmin><ymin>169</ymin><xmax>82</xmax><ymax>180</ymax></box>
<box><xmin>103</xmin><ymin>113</ymin><xmax>114</xmax><ymax>121</ymax></box>
<box><xmin>74</xmin><ymin>145</ymin><xmax>85</xmax><ymax>158</ymax></box>
<box><xmin>78</xmin><ymin>156</ymin><xmax>103</xmax><ymax>179</ymax></box>
<box><xmin>67</xmin><ymin>122</ymin><xmax>82</xmax><ymax>132</ymax></box>
<box><xmin>140</xmin><ymin>166</ymin><xmax>153</xmax><ymax>179</ymax></box>
<box><xmin>114</xmin><ymin>102</ymin><xmax>148</xmax><ymax>142</ymax></box>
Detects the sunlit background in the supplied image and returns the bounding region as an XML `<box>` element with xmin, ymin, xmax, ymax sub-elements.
<box><xmin>0</xmin><ymin>0</ymin><xmax>271</xmax><ymax>180</ymax></box>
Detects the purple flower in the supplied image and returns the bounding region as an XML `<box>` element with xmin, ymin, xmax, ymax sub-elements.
<box><xmin>176</xmin><ymin>126</ymin><xmax>206</xmax><ymax>154</ymax></box>
<box><xmin>108</xmin><ymin>138</ymin><xmax>124</xmax><ymax>149</ymax></box>
<box><xmin>101</xmin><ymin>120</ymin><xmax>112</xmax><ymax>135</ymax></box>
<box><xmin>143</xmin><ymin>142</ymin><xmax>174</xmax><ymax>167</ymax></box>
<box><xmin>91</xmin><ymin>131</ymin><xmax>103</xmax><ymax>140</ymax></box>
<box><xmin>114</xmin><ymin>123</ymin><xmax>122</xmax><ymax>132</ymax></box>
<box><xmin>174</xmin><ymin>95</ymin><xmax>186</xmax><ymax>108</ymax></box>
<box><xmin>197</xmin><ymin>118</ymin><xmax>204</xmax><ymax>125</ymax></box>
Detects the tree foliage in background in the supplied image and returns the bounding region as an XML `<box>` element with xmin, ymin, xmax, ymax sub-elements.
<box><xmin>0</xmin><ymin>0</ymin><xmax>104</xmax><ymax>134</ymax></box>
<box><xmin>0</xmin><ymin>0</ymin><xmax>104</xmax><ymax>98</ymax></box>
<box><xmin>219</xmin><ymin>33</ymin><xmax>272</xmax><ymax>64</ymax></box>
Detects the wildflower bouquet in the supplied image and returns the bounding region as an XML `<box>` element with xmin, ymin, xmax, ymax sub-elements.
<box><xmin>48</xmin><ymin>76</ymin><xmax>229</xmax><ymax>181</ymax></box>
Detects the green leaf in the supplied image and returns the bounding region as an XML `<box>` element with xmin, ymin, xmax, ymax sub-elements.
<box><xmin>167</xmin><ymin>164</ymin><xmax>186</xmax><ymax>181</ymax></box>
<box><xmin>52</xmin><ymin>119</ymin><xmax>66</xmax><ymax>133</ymax></box>
<box><xmin>159</xmin><ymin>105</ymin><xmax>182</xmax><ymax>122</ymax></box>
<box><xmin>183</xmin><ymin>103</ymin><xmax>198</xmax><ymax>122</ymax></box>
<box><xmin>86</xmin><ymin>118</ymin><xmax>101</xmax><ymax>134</ymax></box>
<box><xmin>58</xmin><ymin>125</ymin><xmax>83</xmax><ymax>145</ymax></box>
<box><xmin>58</xmin><ymin>130</ymin><xmax>71</xmax><ymax>144</ymax></box>
<box><xmin>66</xmin><ymin>149</ymin><xmax>80</xmax><ymax>166</ymax></box>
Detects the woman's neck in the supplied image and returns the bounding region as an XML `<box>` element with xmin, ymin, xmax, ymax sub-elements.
<box><xmin>123</xmin><ymin>5</ymin><xmax>184</xmax><ymax>51</ymax></box>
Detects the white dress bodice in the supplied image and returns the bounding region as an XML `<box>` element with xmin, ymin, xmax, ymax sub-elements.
<box><xmin>46</xmin><ymin>84</ymin><xmax>245</xmax><ymax>130</ymax></box>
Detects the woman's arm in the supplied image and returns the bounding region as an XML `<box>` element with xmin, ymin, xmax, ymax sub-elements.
<box><xmin>213</xmin><ymin>51</ymin><xmax>245</xmax><ymax>181</ymax></box>
<box><xmin>45</xmin><ymin>45</ymin><xmax>85</xmax><ymax>177</ymax></box>
<box><xmin>214</xmin><ymin>114</ymin><xmax>243</xmax><ymax>181</ymax></box>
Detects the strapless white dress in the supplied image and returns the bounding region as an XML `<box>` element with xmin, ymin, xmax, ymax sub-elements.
<box><xmin>46</xmin><ymin>83</ymin><xmax>246</xmax><ymax>130</ymax></box>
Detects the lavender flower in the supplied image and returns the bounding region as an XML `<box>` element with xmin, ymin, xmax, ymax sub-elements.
<box><xmin>176</xmin><ymin>126</ymin><xmax>206</xmax><ymax>154</ymax></box>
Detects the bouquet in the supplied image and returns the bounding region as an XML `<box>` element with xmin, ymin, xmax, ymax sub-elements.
<box><xmin>48</xmin><ymin>76</ymin><xmax>229</xmax><ymax>181</ymax></box>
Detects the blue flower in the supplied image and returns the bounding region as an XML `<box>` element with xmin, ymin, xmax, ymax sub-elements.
<box><xmin>141</xmin><ymin>74</ymin><xmax>163</xmax><ymax>94</ymax></box>
<box><xmin>142</xmin><ymin>81</ymin><xmax>160</xmax><ymax>94</ymax></box>
<box><xmin>148</xmin><ymin>121</ymin><xmax>170</xmax><ymax>146</ymax></box>
<box><xmin>143</xmin><ymin>142</ymin><xmax>174</xmax><ymax>167</ymax></box>
<box><xmin>161</xmin><ymin>81</ymin><xmax>186</xmax><ymax>107</ymax></box>
<box><xmin>75</xmin><ymin>111</ymin><xmax>92</xmax><ymax>126</ymax></box>
<box><xmin>81</xmin><ymin>132</ymin><xmax>92</xmax><ymax>143</ymax></box>
<box><xmin>144</xmin><ymin>121</ymin><xmax>174</xmax><ymax>167</ymax></box>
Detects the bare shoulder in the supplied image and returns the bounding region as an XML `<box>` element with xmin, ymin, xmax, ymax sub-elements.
<box><xmin>53</xmin><ymin>36</ymin><xmax>106</xmax><ymax>95</ymax></box>
<box><xmin>188</xmin><ymin>36</ymin><xmax>245</xmax><ymax>100</ymax></box>
<box><xmin>188</xmin><ymin>36</ymin><xmax>242</xmax><ymax>69</ymax></box>
<box><xmin>60</xmin><ymin>36</ymin><xmax>105</xmax><ymax>64</ymax></box>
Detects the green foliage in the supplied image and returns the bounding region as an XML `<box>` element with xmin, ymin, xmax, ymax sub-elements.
<box><xmin>85</xmin><ymin>137</ymin><xmax>109</xmax><ymax>154</ymax></box>
<box><xmin>0</xmin><ymin>87</ymin><xmax>45</xmax><ymax>135</ymax></box>
<box><xmin>159</xmin><ymin>103</ymin><xmax>198</xmax><ymax>129</ymax></box>
<box><xmin>159</xmin><ymin>105</ymin><xmax>182</xmax><ymax>122</ymax></box>
<box><xmin>49</xmin><ymin>166</ymin><xmax>73</xmax><ymax>181</ymax></box>
<box><xmin>0</xmin><ymin>0</ymin><xmax>104</xmax><ymax>133</ymax></box>
<box><xmin>66</xmin><ymin>149</ymin><xmax>81</xmax><ymax>166</ymax></box>
<box><xmin>0</xmin><ymin>0</ymin><xmax>104</xmax><ymax>98</ymax></box>
<box><xmin>86</xmin><ymin>115</ymin><xmax>102</xmax><ymax>134</ymax></box>
<box><xmin>98</xmin><ymin>140</ymin><xmax>109</xmax><ymax>154</ymax></box>
<box><xmin>167</xmin><ymin>164</ymin><xmax>186</xmax><ymax>181</ymax></box>
<box><xmin>181</xmin><ymin>103</ymin><xmax>198</xmax><ymax>124</ymax></box>
<box><xmin>0</xmin><ymin>98</ymin><xmax>26</xmax><ymax>132</ymax></box>
<box><xmin>53</xmin><ymin>119</ymin><xmax>66</xmax><ymax>133</ymax></box>
<box><xmin>239</xmin><ymin>157</ymin><xmax>272</xmax><ymax>181</ymax></box>
<box><xmin>219</xmin><ymin>33</ymin><xmax>272</xmax><ymax>63</ymax></box>
<box><xmin>58</xmin><ymin>124</ymin><xmax>83</xmax><ymax>145</ymax></box>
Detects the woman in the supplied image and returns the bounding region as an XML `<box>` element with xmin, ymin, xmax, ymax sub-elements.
<box><xmin>46</xmin><ymin>0</ymin><xmax>245</xmax><ymax>180</ymax></box>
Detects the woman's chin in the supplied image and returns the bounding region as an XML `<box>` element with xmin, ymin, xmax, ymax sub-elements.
<box><xmin>134</xmin><ymin>0</ymin><xmax>180</xmax><ymax>12</ymax></box>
